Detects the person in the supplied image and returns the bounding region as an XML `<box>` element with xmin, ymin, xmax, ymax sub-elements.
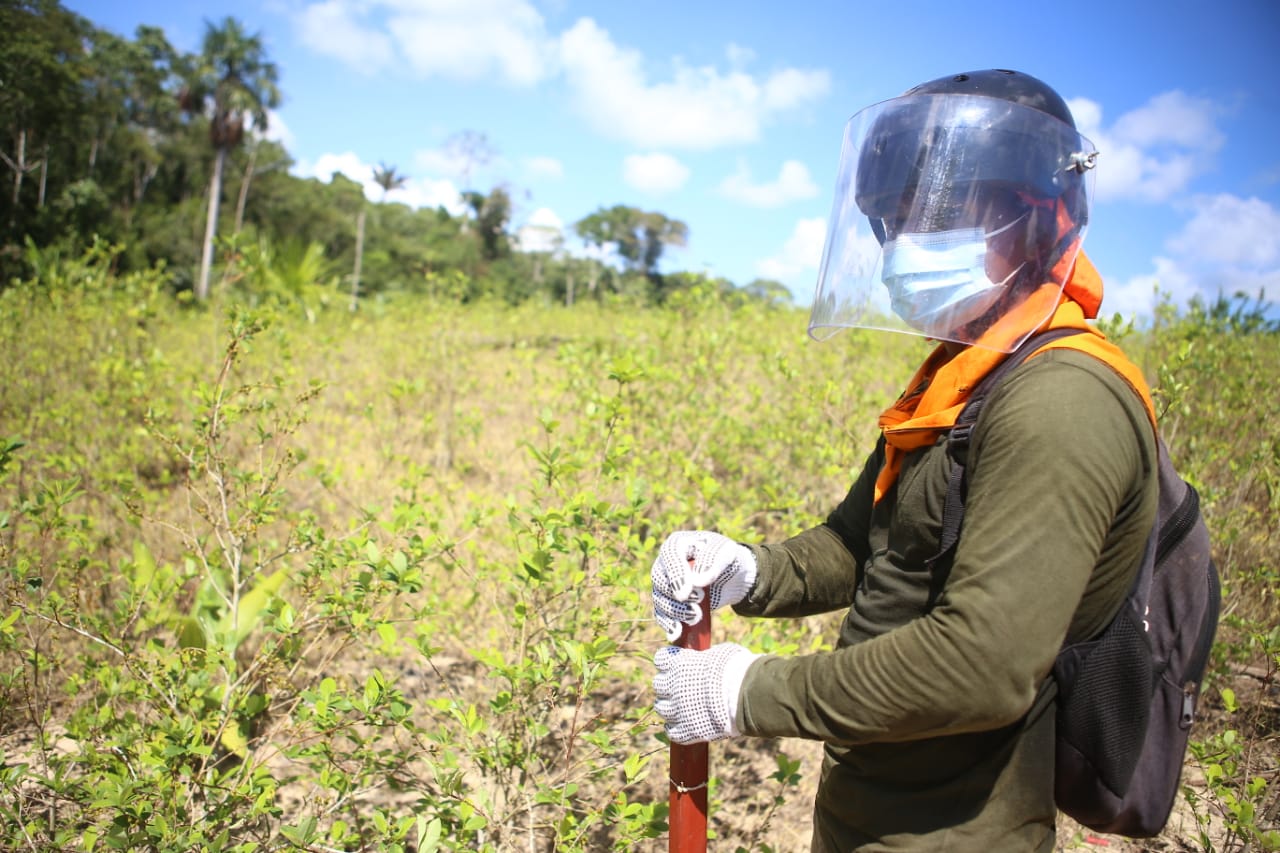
<box><xmin>650</xmin><ymin>69</ymin><xmax>1161</xmax><ymax>851</ymax></box>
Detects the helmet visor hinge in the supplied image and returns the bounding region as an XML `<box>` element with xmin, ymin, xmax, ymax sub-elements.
<box><xmin>1067</xmin><ymin>151</ymin><xmax>1099</xmax><ymax>174</ymax></box>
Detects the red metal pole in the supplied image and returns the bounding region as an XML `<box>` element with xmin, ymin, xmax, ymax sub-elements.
<box><xmin>669</xmin><ymin>588</ymin><xmax>711</xmax><ymax>853</ymax></box>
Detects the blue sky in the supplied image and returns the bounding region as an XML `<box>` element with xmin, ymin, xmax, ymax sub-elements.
<box><xmin>73</xmin><ymin>0</ymin><xmax>1280</xmax><ymax>318</ymax></box>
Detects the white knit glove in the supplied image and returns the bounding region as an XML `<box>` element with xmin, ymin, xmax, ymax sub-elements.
<box><xmin>651</xmin><ymin>530</ymin><xmax>757</xmax><ymax>641</ymax></box>
<box><xmin>653</xmin><ymin>643</ymin><xmax>761</xmax><ymax>744</ymax></box>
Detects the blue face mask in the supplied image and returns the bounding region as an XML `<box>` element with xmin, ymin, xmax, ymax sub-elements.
<box><xmin>881</xmin><ymin>216</ymin><xmax>1025</xmax><ymax>338</ymax></box>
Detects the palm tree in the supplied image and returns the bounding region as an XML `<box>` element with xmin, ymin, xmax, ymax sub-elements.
<box><xmin>350</xmin><ymin>162</ymin><xmax>408</xmax><ymax>310</ymax></box>
<box><xmin>182</xmin><ymin>17</ymin><xmax>280</xmax><ymax>301</ymax></box>
<box><xmin>373</xmin><ymin>162</ymin><xmax>408</xmax><ymax>200</ymax></box>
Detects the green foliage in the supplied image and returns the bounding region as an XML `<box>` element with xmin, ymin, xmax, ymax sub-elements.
<box><xmin>1</xmin><ymin>248</ymin><xmax>1276</xmax><ymax>851</ymax></box>
<box><xmin>463</xmin><ymin>186</ymin><xmax>514</xmax><ymax>262</ymax></box>
<box><xmin>1132</xmin><ymin>292</ymin><xmax>1280</xmax><ymax>851</ymax></box>
<box><xmin>0</xmin><ymin>247</ymin><xmax>886</xmax><ymax>849</ymax></box>
<box><xmin>1187</xmin><ymin>680</ymin><xmax>1280</xmax><ymax>851</ymax></box>
<box><xmin>2</xmin><ymin>2</ymin><xmax>798</xmax><ymax>313</ymax></box>
<box><xmin>574</xmin><ymin>204</ymin><xmax>690</xmax><ymax>280</ymax></box>
<box><xmin>224</xmin><ymin>233</ymin><xmax>336</xmax><ymax>318</ymax></box>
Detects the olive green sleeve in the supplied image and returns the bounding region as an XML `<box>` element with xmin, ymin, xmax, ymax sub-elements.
<box><xmin>733</xmin><ymin>441</ymin><xmax>881</xmax><ymax>618</ymax></box>
<box><xmin>738</xmin><ymin>353</ymin><xmax>1155</xmax><ymax>744</ymax></box>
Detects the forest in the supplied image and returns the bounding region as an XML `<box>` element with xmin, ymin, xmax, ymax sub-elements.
<box><xmin>0</xmin><ymin>0</ymin><xmax>787</xmax><ymax>309</ymax></box>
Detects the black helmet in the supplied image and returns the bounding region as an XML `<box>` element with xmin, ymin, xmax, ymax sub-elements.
<box><xmin>855</xmin><ymin>69</ymin><xmax>1090</xmax><ymax>221</ymax></box>
<box><xmin>905</xmin><ymin>69</ymin><xmax>1076</xmax><ymax>127</ymax></box>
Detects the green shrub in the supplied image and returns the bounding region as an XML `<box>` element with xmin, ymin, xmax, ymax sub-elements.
<box><xmin>1</xmin><ymin>251</ymin><xmax>1276</xmax><ymax>851</ymax></box>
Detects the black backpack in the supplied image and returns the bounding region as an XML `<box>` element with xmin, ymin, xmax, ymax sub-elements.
<box><xmin>933</xmin><ymin>327</ymin><xmax>1222</xmax><ymax>837</ymax></box>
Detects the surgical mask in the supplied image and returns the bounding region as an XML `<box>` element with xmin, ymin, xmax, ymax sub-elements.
<box><xmin>881</xmin><ymin>215</ymin><xmax>1026</xmax><ymax>338</ymax></box>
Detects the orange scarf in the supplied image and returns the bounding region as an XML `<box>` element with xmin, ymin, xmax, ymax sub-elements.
<box><xmin>874</xmin><ymin>252</ymin><xmax>1156</xmax><ymax>503</ymax></box>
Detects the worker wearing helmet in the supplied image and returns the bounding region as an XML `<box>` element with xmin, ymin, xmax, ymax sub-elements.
<box><xmin>651</xmin><ymin>70</ymin><xmax>1159</xmax><ymax>850</ymax></box>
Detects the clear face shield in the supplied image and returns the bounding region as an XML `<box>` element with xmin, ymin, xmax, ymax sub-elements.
<box><xmin>808</xmin><ymin>93</ymin><xmax>1097</xmax><ymax>352</ymax></box>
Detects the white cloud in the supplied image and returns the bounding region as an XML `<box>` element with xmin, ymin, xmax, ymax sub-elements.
<box><xmin>304</xmin><ymin>151</ymin><xmax>373</xmax><ymax>188</ymax></box>
<box><xmin>756</xmin><ymin>217</ymin><xmax>827</xmax><ymax>287</ymax></box>
<box><xmin>1109</xmin><ymin>193</ymin><xmax>1280</xmax><ymax>318</ymax></box>
<box><xmin>388</xmin><ymin>0</ymin><xmax>552</xmax><ymax>86</ymax></box>
<box><xmin>295</xmin><ymin>0</ymin><xmax>394</xmax><ymax>71</ymax></box>
<box><xmin>762</xmin><ymin>68</ymin><xmax>829</xmax><ymax>111</ymax></box>
<box><xmin>557</xmin><ymin>18</ymin><xmax>829</xmax><ymax>149</ymax></box>
<box><xmin>293</xmin><ymin>7</ymin><xmax>830</xmax><ymax>149</ymax></box>
<box><xmin>525</xmin><ymin>206</ymin><xmax>562</xmax><ymax>229</ymax></box>
<box><xmin>297</xmin><ymin>150</ymin><xmax>464</xmax><ymax>213</ymax></box>
<box><xmin>416</xmin><ymin>147</ymin><xmax>467</xmax><ymax>179</ymax></box>
<box><xmin>516</xmin><ymin>206</ymin><xmax>564</xmax><ymax>253</ymax></box>
<box><xmin>524</xmin><ymin>155</ymin><xmax>564</xmax><ymax>180</ymax></box>
<box><xmin>1069</xmin><ymin>91</ymin><xmax>1223</xmax><ymax>203</ymax></box>
<box><xmin>719</xmin><ymin>159</ymin><xmax>818</xmax><ymax>207</ymax></box>
<box><xmin>1068</xmin><ymin>93</ymin><xmax>1275</xmax><ymax>319</ymax></box>
<box><xmin>1169</xmin><ymin>194</ymin><xmax>1280</xmax><ymax>268</ymax></box>
<box><xmin>249</xmin><ymin>110</ymin><xmax>296</xmax><ymax>151</ymax></box>
<box><xmin>1112</xmin><ymin>91</ymin><xmax>1224</xmax><ymax>150</ymax></box>
<box><xmin>1105</xmin><ymin>260</ymin><xmax>1196</xmax><ymax>321</ymax></box>
<box><xmin>1068</xmin><ymin>98</ymin><xmax>1102</xmax><ymax>136</ymax></box>
<box><xmin>397</xmin><ymin>177</ymin><xmax>466</xmax><ymax>214</ymax></box>
<box><xmin>622</xmin><ymin>153</ymin><xmax>690</xmax><ymax>194</ymax></box>
<box><xmin>294</xmin><ymin>0</ymin><xmax>553</xmax><ymax>86</ymax></box>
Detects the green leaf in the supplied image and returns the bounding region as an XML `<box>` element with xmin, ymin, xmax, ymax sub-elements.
<box><xmin>177</xmin><ymin>617</ymin><xmax>207</xmax><ymax>650</ymax></box>
<box><xmin>220</xmin><ymin>721</ymin><xmax>249</xmax><ymax>759</ymax></box>
<box><xmin>364</xmin><ymin>671</ymin><xmax>386</xmax><ymax>707</ymax></box>
<box><xmin>225</xmin><ymin>570</ymin><xmax>287</xmax><ymax>649</ymax></box>
<box><xmin>130</xmin><ymin>542</ymin><xmax>158</xmax><ymax>589</ymax></box>
<box><xmin>375</xmin><ymin>622</ymin><xmax>398</xmax><ymax>651</ymax></box>
<box><xmin>282</xmin><ymin>816</ymin><xmax>317</xmax><ymax>845</ymax></box>
<box><xmin>623</xmin><ymin>751</ymin><xmax>649</xmax><ymax>784</ymax></box>
<box><xmin>418</xmin><ymin>817</ymin><xmax>442</xmax><ymax>852</ymax></box>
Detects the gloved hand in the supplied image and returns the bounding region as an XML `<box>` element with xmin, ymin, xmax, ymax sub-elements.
<box><xmin>652</xmin><ymin>530</ymin><xmax>757</xmax><ymax>641</ymax></box>
<box><xmin>653</xmin><ymin>642</ymin><xmax>761</xmax><ymax>744</ymax></box>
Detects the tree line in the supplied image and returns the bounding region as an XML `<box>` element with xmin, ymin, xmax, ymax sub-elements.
<box><xmin>0</xmin><ymin>0</ymin><xmax>792</xmax><ymax>307</ymax></box>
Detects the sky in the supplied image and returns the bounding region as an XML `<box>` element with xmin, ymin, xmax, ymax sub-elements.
<box><xmin>71</xmin><ymin>0</ymin><xmax>1280</xmax><ymax>319</ymax></box>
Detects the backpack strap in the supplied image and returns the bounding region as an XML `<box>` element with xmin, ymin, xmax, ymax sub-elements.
<box><xmin>926</xmin><ymin>327</ymin><xmax>1089</xmax><ymax>570</ymax></box>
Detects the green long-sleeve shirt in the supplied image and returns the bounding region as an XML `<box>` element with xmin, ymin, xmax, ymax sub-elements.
<box><xmin>734</xmin><ymin>348</ymin><xmax>1158</xmax><ymax>852</ymax></box>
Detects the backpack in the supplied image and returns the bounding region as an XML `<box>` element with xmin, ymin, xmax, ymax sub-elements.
<box><xmin>932</xmin><ymin>327</ymin><xmax>1222</xmax><ymax>838</ymax></box>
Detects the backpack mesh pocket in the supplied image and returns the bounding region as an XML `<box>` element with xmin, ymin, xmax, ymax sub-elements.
<box><xmin>1054</xmin><ymin>606</ymin><xmax>1155</xmax><ymax>796</ymax></box>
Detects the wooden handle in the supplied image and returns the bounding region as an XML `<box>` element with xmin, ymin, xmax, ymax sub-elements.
<box><xmin>669</xmin><ymin>580</ymin><xmax>711</xmax><ymax>853</ymax></box>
